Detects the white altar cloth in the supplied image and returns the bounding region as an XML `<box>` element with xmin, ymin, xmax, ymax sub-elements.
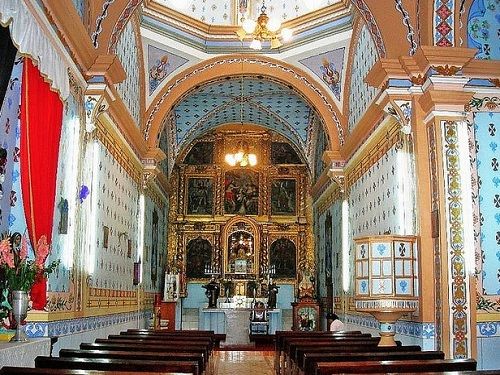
<box><xmin>0</xmin><ymin>338</ymin><xmax>51</xmax><ymax>368</ymax></box>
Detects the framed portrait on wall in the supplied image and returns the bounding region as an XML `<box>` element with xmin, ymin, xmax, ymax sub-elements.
<box><xmin>271</xmin><ymin>179</ymin><xmax>296</xmax><ymax>215</ymax></box>
<box><xmin>187</xmin><ymin>177</ymin><xmax>213</xmax><ymax>215</ymax></box>
<box><xmin>103</xmin><ymin>226</ymin><xmax>109</xmax><ymax>248</ymax></box>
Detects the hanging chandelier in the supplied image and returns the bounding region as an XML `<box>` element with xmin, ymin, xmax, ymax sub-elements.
<box><xmin>236</xmin><ymin>0</ymin><xmax>292</xmax><ymax>50</ymax></box>
<box><xmin>225</xmin><ymin>76</ymin><xmax>257</xmax><ymax>167</ymax></box>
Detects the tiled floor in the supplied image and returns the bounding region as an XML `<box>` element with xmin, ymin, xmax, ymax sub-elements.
<box><xmin>214</xmin><ymin>350</ymin><xmax>274</xmax><ymax>374</ymax></box>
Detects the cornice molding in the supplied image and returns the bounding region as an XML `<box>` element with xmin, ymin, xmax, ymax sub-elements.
<box><xmin>419</xmin><ymin>90</ymin><xmax>474</xmax><ymax>115</ymax></box>
<box><xmin>86</xmin><ymin>55</ymin><xmax>126</xmax><ymax>85</ymax></box>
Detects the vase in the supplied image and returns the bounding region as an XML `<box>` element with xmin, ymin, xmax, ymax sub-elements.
<box><xmin>10</xmin><ymin>290</ymin><xmax>29</xmax><ymax>342</ymax></box>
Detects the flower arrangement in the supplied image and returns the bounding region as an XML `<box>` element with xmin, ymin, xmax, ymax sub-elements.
<box><xmin>0</xmin><ymin>232</ymin><xmax>59</xmax><ymax>292</ymax></box>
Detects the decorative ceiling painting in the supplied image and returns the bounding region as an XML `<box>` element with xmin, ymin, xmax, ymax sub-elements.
<box><xmin>298</xmin><ymin>47</ymin><xmax>345</xmax><ymax>101</ymax></box>
<box><xmin>147</xmin><ymin>45</ymin><xmax>189</xmax><ymax>96</ymax></box>
<box><xmin>171</xmin><ymin>76</ymin><xmax>315</xmax><ymax>157</ymax></box>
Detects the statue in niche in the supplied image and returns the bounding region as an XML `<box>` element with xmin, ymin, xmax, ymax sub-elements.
<box><xmin>202</xmin><ymin>278</ymin><xmax>220</xmax><ymax>308</ymax></box>
<box><xmin>298</xmin><ymin>270</ymin><xmax>315</xmax><ymax>300</ymax></box>
<box><xmin>227</xmin><ymin>230</ymin><xmax>254</xmax><ymax>274</ymax></box>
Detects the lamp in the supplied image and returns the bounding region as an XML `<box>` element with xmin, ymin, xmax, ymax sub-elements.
<box><xmin>236</xmin><ymin>0</ymin><xmax>292</xmax><ymax>50</ymax></box>
<box><xmin>225</xmin><ymin>76</ymin><xmax>257</xmax><ymax>167</ymax></box>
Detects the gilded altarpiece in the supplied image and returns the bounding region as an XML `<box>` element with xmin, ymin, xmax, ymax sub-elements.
<box><xmin>167</xmin><ymin>132</ymin><xmax>314</xmax><ymax>295</ymax></box>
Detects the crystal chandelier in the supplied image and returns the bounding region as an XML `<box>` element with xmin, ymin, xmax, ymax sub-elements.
<box><xmin>236</xmin><ymin>0</ymin><xmax>292</xmax><ymax>50</ymax></box>
<box><xmin>225</xmin><ymin>76</ymin><xmax>257</xmax><ymax>167</ymax></box>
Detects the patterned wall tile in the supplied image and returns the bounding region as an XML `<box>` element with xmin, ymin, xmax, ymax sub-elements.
<box><xmin>148</xmin><ymin>45</ymin><xmax>188</xmax><ymax>95</ymax></box>
<box><xmin>299</xmin><ymin>48</ymin><xmax>344</xmax><ymax>101</ymax></box>
<box><xmin>468</xmin><ymin>0</ymin><xmax>500</xmax><ymax>60</ymax></box>
<box><xmin>348</xmin><ymin>24</ymin><xmax>379</xmax><ymax>132</ymax></box>
<box><xmin>473</xmin><ymin>112</ymin><xmax>500</xmax><ymax>295</ymax></box>
<box><xmin>90</xmin><ymin>142</ymin><xmax>140</xmax><ymax>290</ymax></box>
<box><xmin>115</xmin><ymin>22</ymin><xmax>141</xmax><ymax>127</ymax></box>
<box><xmin>349</xmin><ymin>145</ymin><xmax>405</xmax><ymax>237</ymax></box>
<box><xmin>0</xmin><ymin>55</ymin><xmax>23</xmax><ymax>235</ymax></box>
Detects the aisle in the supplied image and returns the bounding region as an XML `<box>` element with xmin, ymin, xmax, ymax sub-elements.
<box><xmin>214</xmin><ymin>350</ymin><xmax>274</xmax><ymax>375</ymax></box>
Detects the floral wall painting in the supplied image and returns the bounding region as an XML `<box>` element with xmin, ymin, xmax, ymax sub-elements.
<box><xmin>271</xmin><ymin>142</ymin><xmax>302</xmax><ymax>164</ymax></box>
<box><xmin>298</xmin><ymin>48</ymin><xmax>345</xmax><ymax>101</ymax></box>
<box><xmin>269</xmin><ymin>238</ymin><xmax>296</xmax><ymax>279</ymax></box>
<box><xmin>186</xmin><ymin>237</ymin><xmax>212</xmax><ymax>278</ymax></box>
<box><xmin>224</xmin><ymin>170</ymin><xmax>259</xmax><ymax>215</ymax></box>
<box><xmin>184</xmin><ymin>142</ymin><xmax>214</xmax><ymax>165</ymax></box>
<box><xmin>187</xmin><ymin>178</ymin><xmax>214</xmax><ymax>215</ymax></box>
<box><xmin>271</xmin><ymin>179</ymin><xmax>296</xmax><ymax>215</ymax></box>
<box><xmin>148</xmin><ymin>45</ymin><xmax>188</xmax><ymax>95</ymax></box>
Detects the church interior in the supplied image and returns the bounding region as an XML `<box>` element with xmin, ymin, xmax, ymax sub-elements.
<box><xmin>0</xmin><ymin>0</ymin><xmax>499</xmax><ymax>372</ymax></box>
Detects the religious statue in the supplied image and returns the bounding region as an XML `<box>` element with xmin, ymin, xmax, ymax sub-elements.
<box><xmin>298</xmin><ymin>270</ymin><xmax>315</xmax><ymax>300</ymax></box>
<box><xmin>202</xmin><ymin>278</ymin><xmax>220</xmax><ymax>308</ymax></box>
<box><xmin>267</xmin><ymin>280</ymin><xmax>279</xmax><ymax>309</ymax></box>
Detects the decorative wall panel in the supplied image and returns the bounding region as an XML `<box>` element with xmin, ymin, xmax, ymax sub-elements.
<box><xmin>434</xmin><ymin>0</ymin><xmax>455</xmax><ymax>46</ymax></box>
<box><xmin>115</xmin><ymin>22</ymin><xmax>141</xmax><ymax>127</ymax></box>
<box><xmin>467</xmin><ymin>0</ymin><xmax>500</xmax><ymax>60</ymax></box>
<box><xmin>348</xmin><ymin>24</ymin><xmax>379</xmax><ymax>132</ymax></box>
<box><xmin>148</xmin><ymin>45</ymin><xmax>188</xmax><ymax>96</ymax></box>
<box><xmin>143</xmin><ymin>196</ymin><xmax>167</xmax><ymax>291</ymax></box>
<box><xmin>314</xmin><ymin>124</ymin><xmax>328</xmax><ymax>182</ymax></box>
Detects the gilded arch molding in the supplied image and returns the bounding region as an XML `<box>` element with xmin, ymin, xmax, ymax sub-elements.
<box><xmin>144</xmin><ymin>55</ymin><xmax>346</xmax><ymax>156</ymax></box>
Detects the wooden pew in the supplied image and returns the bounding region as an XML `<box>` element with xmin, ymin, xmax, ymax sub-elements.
<box><xmin>59</xmin><ymin>349</ymin><xmax>205</xmax><ymax>374</ymax></box>
<box><xmin>283</xmin><ymin>336</ymin><xmax>391</xmax><ymax>374</ymax></box>
<box><xmin>294</xmin><ymin>345</ymin><xmax>422</xmax><ymax>375</ymax></box>
<box><xmin>35</xmin><ymin>356</ymin><xmax>200</xmax><ymax>375</ymax></box>
<box><xmin>0</xmin><ymin>369</ymin><xmax>183</xmax><ymax>375</ymax></box>
<box><xmin>313</xmin><ymin>358</ymin><xmax>477</xmax><ymax>374</ymax></box>
<box><xmin>124</xmin><ymin>329</ymin><xmax>226</xmax><ymax>348</ymax></box>
<box><xmin>298</xmin><ymin>351</ymin><xmax>445</xmax><ymax>375</ymax></box>
<box><xmin>274</xmin><ymin>331</ymin><xmax>367</xmax><ymax>374</ymax></box>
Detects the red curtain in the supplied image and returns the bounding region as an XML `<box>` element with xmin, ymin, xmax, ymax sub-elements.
<box><xmin>20</xmin><ymin>59</ymin><xmax>63</xmax><ymax>310</ymax></box>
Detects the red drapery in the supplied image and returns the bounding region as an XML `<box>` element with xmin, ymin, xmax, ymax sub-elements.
<box><xmin>20</xmin><ymin>59</ymin><xmax>63</xmax><ymax>310</ymax></box>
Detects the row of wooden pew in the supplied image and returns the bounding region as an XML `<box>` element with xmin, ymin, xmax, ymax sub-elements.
<box><xmin>0</xmin><ymin>329</ymin><xmax>226</xmax><ymax>375</ymax></box>
<box><xmin>274</xmin><ymin>330</ymin><xmax>483</xmax><ymax>375</ymax></box>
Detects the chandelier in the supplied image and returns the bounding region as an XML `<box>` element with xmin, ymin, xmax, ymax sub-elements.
<box><xmin>225</xmin><ymin>76</ymin><xmax>257</xmax><ymax>167</ymax></box>
<box><xmin>236</xmin><ymin>1</ymin><xmax>292</xmax><ymax>50</ymax></box>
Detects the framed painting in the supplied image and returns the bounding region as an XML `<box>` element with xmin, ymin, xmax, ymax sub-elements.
<box><xmin>271</xmin><ymin>179</ymin><xmax>296</xmax><ymax>215</ymax></box>
<box><xmin>103</xmin><ymin>226</ymin><xmax>109</xmax><ymax>248</ymax></box>
<box><xmin>269</xmin><ymin>238</ymin><xmax>296</xmax><ymax>279</ymax></box>
<box><xmin>187</xmin><ymin>177</ymin><xmax>213</xmax><ymax>215</ymax></box>
<box><xmin>186</xmin><ymin>238</ymin><xmax>212</xmax><ymax>278</ymax></box>
<box><xmin>271</xmin><ymin>142</ymin><xmax>302</xmax><ymax>164</ymax></box>
<box><xmin>184</xmin><ymin>142</ymin><xmax>214</xmax><ymax>165</ymax></box>
<box><xmin>224</xmin><ymin>170</ymin><xmax>259</xmax><ymax>215</ymax></box>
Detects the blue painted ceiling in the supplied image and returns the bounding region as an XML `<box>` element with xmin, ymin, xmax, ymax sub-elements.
<box><xmin>173</xmin><ymin>76</ymin><xmax>315</xmax><ymax>154</ymax></box>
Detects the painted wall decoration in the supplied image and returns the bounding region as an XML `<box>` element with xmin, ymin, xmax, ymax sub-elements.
<box><xmin>184</xmin><ymin>142</ymin><xmax>214</xmax><ymax>165</ymax></box>
<box><xmin>148</xmin><ymin>45</ymin><xmax>188</xmax><ymax>95</ymax></box>
<box><xmin>115</xmin><ymin>22</ymin><xmax>141</xmax><ymax>127</ymax></box>
<box><xmin>187</xmin><ymin>177</ymin><xmax>214</xmax><ymax>215</ymax></box>
<box><xmin>269</xmin><ymin>238</ymin><xmax>296</xmax><ymax>279</ymax></box>
<box><xmin>473</xmin><ymin>112</ymin><xmax>500</xmax><ymax>296</ymax></box>
<box><xmin>314</xmin><ymin>124</ymin><xmax>329</xmax><ymax>181</ymax></box>
<box><xmin>271</xmin><ymin>142</ymin><xmax>302</xmax><ymax>164</ymax></box>
<box><xmin>298</xmin><ymin>48</ymin><xmax>344</xmax><ymax>101</ymax></box>
<box><xmin>348</xmin><ymin>24</ymin><xmax>379</xmax><ymax>132</ymax></box>
<box><xmin>434</xmin><ymin>0</ymin><xmax>455</xmax><ymax>46</ymax></box>
<box><xmin>224</xmin><ymin>170</ymin><xmax>259</xmax><ymax>215</ymax></box>
<box><xmin>468</xmin><ymin>0</ymin><xmax>500</xmax><ymax>60</ymax></box>
<box><xmin>186</xmin><ymin>237</ymin><xmax>213</xmax><ymax>278</ymax></box>
<box><xmin>271</xmin><ymin>179</ymin><xmax>296</xmax><ymax>215</ymax></box>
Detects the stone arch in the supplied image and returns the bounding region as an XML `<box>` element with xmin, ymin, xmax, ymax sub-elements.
<box><xmin>144</xmin><ymin>55</ymin><xmax>347</xmax><ymax>157</ymax></box>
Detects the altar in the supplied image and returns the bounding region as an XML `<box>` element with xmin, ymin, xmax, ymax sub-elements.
<box><xmin>200</xmin><ymin>298</ymin><xmax>282</xmax><ymax>346</ymax></box>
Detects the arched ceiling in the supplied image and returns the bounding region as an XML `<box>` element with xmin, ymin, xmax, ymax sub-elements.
<box><xmin>173</xmin><ymin>76</ymin><xmax>315</xmax><ymax>154</ymax></box>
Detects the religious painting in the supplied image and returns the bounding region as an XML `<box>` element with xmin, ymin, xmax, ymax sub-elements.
<box><xmin>186</xmin><ymin>238</ymin><xmax>213</xmax><ymax>278</ymax></box>
<box><xmin>224</xmin><ymin>170</ymin><xmax>259</xmax><ymax>215</ymax></box>
<box><xmin>271</xmin><ymin>142</ymin><xmax>302</xmax><ymax>164</ymax></box>
<box><xmin>148</xmin><ymin>45</ymin><xmax>188</xmax><ymax>95</ymax></box>
<box><xmin>271</xmin><ymin>179</ymin><xmax>296</xmax><ymax>215</ymax></box>
<box><xmin>324</xmin><ymin>211</ymin><xmax>332</xmax><ymax>279</ymax></box>
<box><xmin>151</xmin><ymin>209</ymin><xmax>159</xmax><ymax>287</ymax></box>
<box><xmin>184</xmin><ymin>142</ymin><xmax>214</xmax><ymax>165</ymax></box>
<box><xmin>269</xmin><ymin>238</ymin><xmax>296</xmax><ymax>279</ymax></box>
<box><xmin>187</xmin><ymin>178</ymin><xmax>213</xmax><ymax>215</ymax></box>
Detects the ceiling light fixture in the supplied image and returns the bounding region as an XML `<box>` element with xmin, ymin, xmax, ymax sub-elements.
<box><xmin>225</xmin><ymin>76</ymin><xmax>257</xmax><ymax>167</ymax></box>
<box><xmin>236</xmin><ymin>0</ymin><xmax>292</xmax><ymax>50</ymax></box>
